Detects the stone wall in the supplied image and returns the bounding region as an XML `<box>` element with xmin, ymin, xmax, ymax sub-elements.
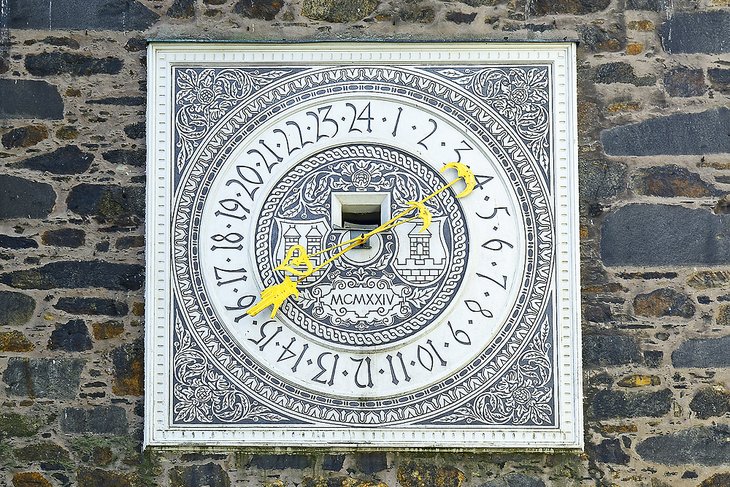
<box><xmin>1</xmin><ymin>0</ymin><xmax>729</xmax><ymax>485</ymax></box>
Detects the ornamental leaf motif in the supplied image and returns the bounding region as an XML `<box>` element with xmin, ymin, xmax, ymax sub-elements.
<box><xmin>172</xmin><ymin>318</ymin><xmax>288</xmax><ymax>424</ymax></box>
<box><xmin>434</xmin><ymin>66</ymin><xmax>551</xmax><ymax>176</ymax></box>
<box><xmin>174</xmin><ymin>68</ymin><xmax>293</xmax><ymax>171</ymax></box>
<box><xmin>434</xmin><ymin>317</ymin><xmax>554</xmax><ymax>426</ymax></box>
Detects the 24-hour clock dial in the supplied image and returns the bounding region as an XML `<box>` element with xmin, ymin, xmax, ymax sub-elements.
<box><xmin>147</xmin><ymin>43</ymin><xmax>581</xmax><ymax>448</ymax></box>
<box><xmin>199</xmin><ymin>94</ymin><xmax>526</xmax><ymax>398</ymax></box>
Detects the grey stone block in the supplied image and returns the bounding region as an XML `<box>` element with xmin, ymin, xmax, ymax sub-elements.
<box><xmin>26</xmin><ymin>52</ymin><xmax>123</xmax><ymax>76</ymax></box>
<box><xmin>601</xmin><ymin>204</ymin><xmax>730</xmax><ymax>266</ymax></box>
<box><xmin>0</xmin><ymin>79</ymin><xmax>63</xmax><ymax>120</ymax></box>
<box><xmin>67</xmin><ymin>184</ymin><xmax>145</xmax><ymax>225</ymax></box>
<box><xmin>589</xmin><ymin>438</ymin><xmax>630</xmax><ymax>465</ymax></box>
<box><xmin>672</xmin><ymin>335</ymin><xmax>730</xmax><ymax>368</ymax></box>
<box><xmin>689</xmin><ymin>387</ymin><xmax>730</xmax><ymax>419</ymax></box>
<box><xmin>578</xmin><ymin>159</ymin><xmax>626</xmax><ymax>204</ymax></box>
<box><xmin>19</xmin><ymin>145</ymin><xmax>94</xmax><ymax>174</ymax></box>
<box><xmin>41</xmin><ymin>228</ymin><xmax>85</xmax><ymax>248</ymax></box>
<box><xmin>9</xmin><ymin>0</ymin><xmax>159</xmax><ymax>31</ymax></box>
<box><xmin>660</xmin><ymin>11</ymin><xmax>730</xmax><ymax>54</ymax></box>
<box><xmin>0</xmin><ymin>260</ymin><xmax>144</xmax><ymax>290</ymax></box>
<box><xmin>102</xmin><ymin>149</ymin><xmax>145</xmax><ymax>167</ymax></box>
<box><xmin>170</xmin><ymin>463</ymin><xmax>230</xmax><ymax>487</ymax></box>
<box><xmin>0</xmin><ymin>175</ymin><xmax>56</xmax><ymax>219</ymax></box>
<box><xmin>637</xmin><ymin>425</ymin><xmax>730</xmax><ymax>465</ymax></box>
<box><xmin>589</xmin><ymin>389</ymin><xmax>672</xmax><ymax>419</ymax></box>
<box><xmin>0</xmin><ymin>235</ymin><xmax>38</xmax><ymax>249</ymax></box>
<box><xmin>601</xmin><ymin>108</ymin><xmax>730</xmax><ymax>156</ymax></box>
<box><xmin>3</xmin><ymin>357</ymin><xmax>84</xmax><ymax>399</ymax></box>
<box><xmin>0</xmin><ymin>291</ymin><xmax>36</xmax><ymax>326</ymax></box>
<box><xmin>664</xmin><ymin>67</ymin><xmax>706</xmax><ymax>97</ymax></box>
<box><xmin>593</xmin><ymin>62</ymin><xmax>655</xmax><ymax>86</ymax></box>
<box><xmin>54</xmin><ymin>297</ymin><xmax>128</xmax><ymax>316</ymax></box>
<box><xmin>249</xmin><ymin>454</ymin><xmax>312</xmax><ymax>469</ymax></box>
<box><xmin>479</xmin><ymin>473</ymin><xmax>546</xmax><ymax>487</ymax></box>
<box><xmin>60</xmin><ymin>406</ymin><xmax>128</xmax><ymax>434</ymax></box>
<box><xmin>583</xmin><ymin>334</ymin><xmax>642</xmax><ymax>367</ymax></box>
<box><xmin>48</xmin><ymin>320</ymin><xmax>93</xmax><ymax>352</ymax></box>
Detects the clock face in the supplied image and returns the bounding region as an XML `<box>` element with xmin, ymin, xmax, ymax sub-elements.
<box><xmin>199</xmin><ymin>94</ymin><xmax>525</xmax><ymax>397</ymax></box>
<box><xmin>149</xmin><ymin>44</ymin><xmax>581</xmax><ymax>448</ymax></box>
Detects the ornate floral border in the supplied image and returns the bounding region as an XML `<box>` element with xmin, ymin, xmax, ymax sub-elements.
<box><xmin>170</xmin><ymin>65</ymin><xmax>556</xmax><ymax>427</ymax></box>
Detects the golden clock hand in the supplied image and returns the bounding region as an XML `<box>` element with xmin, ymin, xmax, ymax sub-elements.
<box><xmin>246</xmin><ymin>162</ymin><xmax>475</xmax><ymax>318</ymax></box>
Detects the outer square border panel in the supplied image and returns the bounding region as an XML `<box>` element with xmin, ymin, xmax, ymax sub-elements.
<box><xmin>145</xmin><ymin>42</ymin><xmax>582</xmax><ymax>449</ymax></box>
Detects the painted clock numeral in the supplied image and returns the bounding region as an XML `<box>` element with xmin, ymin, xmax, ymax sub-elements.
<box><xmin>277</xmin><ymin>337</ymin><xmax>309</xmax><ymax>373</ymax></box>
<box><xmin>312</xmin><ymin>352</ymin><xmax>340</xmax><ymax>386</ymax></box>
<box><xmin>482</xmin><ymin>239</ymin><xmax>514</xmax><ymax>251</ymax></box>
<box><xmin>473</xmin><ymin>173</ymin><xmax>495</xmax><ymax>191</ymax></box>
<box><xmin>248</xmin><ymin>320</ymin><xmax>283</xmax><ymax>352</ymax></box>
<box><xmin>211</xmin><ymin>232</ymin><xmax>243</xmax><ymax>243</ymax></box>
<box><xmin>476</xmin><ymin>272</ymin><xmax>508</xmax><ymax>291</ymax></box>
<box><xmin>224</xmin><ymin>294</ymin><xmax>257</xmax><ymax>322</ymax></box>
<box><xmin>391</xmin><ymin>106</ymin><xmax>403</xmax><ymax>137</ymax></box>
<box><xmin>453</xmin><ymin>139</ymin><xmax>474</xmax><ymax>163</ymax></box>
<box><xmin>212</xmin><ymin>266</ymin><xmax>247</xmax><ymax>286</ymax></box>
<box><xmin>385</xmin><ymin>352</ymin><xmax>411</xmax><ymax>386</ymax></box>
<box><xmin>210</xmin><ymin>231</ymin><xmax>244</xmax><ymax>251</ymax></box>
<box><xmin>347</xmin><ymin>102</ymin><xmax>374</xmax><ymax>133</ymax></box>
<box><xmin>476</xmin><ymin>206</ymin><xmax>510</xmax><ymax>220</ymax></box>
<box><xmin>214</xmin><ymin>198</ymin><xmax>250</xmax><ymax>222</ymax></box>
<box><xmin>417</xmin><ymin>339</ymin><xmax>447</xmax><ymax>371</ymax></box>
<box><xmin>351</xmin><ymin>356</ymin><xmax>374</xmax><ymax>389</ymax></box>
<box><xmin>447</xmin><ymin>321</ymin><xmax>471</xmax><ymax>345</ymax></box>
<box><xmin>465</xmin><ymin>299</ymin><xmax>493</xmax><ymax>318</ymax></box>
<box><xmin>273</xmin><ymin>127</ymin><xmax>298</xmax><ymax>156</ymax></box>
<box><xmin>225</xmin><ymin>165</ymin><xmax>264</xmax><ymax>201</ymax></box>
<box><xmin>273</xmin><ymin>121</ymin><xmax>312</xmax><ymax>156</ymax></box>
<box><xmin>306</xmin><ymin>105</ymin><xmax>338</xmax><ymax>141</ymax></box>
<box><xmin>417</xmin><ymin>118</ymin><xmax>437</xmax><ymax>149</ymax></box>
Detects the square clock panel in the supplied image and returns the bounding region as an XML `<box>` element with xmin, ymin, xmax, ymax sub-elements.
<box><xmin>145</xmin><ymin>42</ymin><xmax>582</xmax><ymax>449</ymax></box>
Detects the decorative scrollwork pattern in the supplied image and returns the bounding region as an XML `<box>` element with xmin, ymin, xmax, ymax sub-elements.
<box><xmin>173</xmin><ymin>317</ymin><xmax>289</xmax><ymax>424</ymax></box>
<box><xmin>174</xmin><ymin>68</ymin><xmax>294</xmax><ymax>170</ymax></box>
<box><xmin>170</xmin><ymin>65</ymin><xmax>557</xmax><ymax>427</ymax></box>
<box><xmin>433</xmin><ymin>67</ymin><xmax>551</xmax><ymax>175</ymax></box>
<box><xmin>433</xmin><ymin>316</ymin><xmax>553</xmax><ymax>426</ymax></box>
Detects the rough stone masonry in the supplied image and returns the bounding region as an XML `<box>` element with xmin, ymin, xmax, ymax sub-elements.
<box><xmin>0</xmin><ymin>0</ymin><xmax>729</xmax><ymax>486</ymax></box>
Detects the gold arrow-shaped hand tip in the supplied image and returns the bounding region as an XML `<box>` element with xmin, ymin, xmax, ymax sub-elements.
<box><xmin>407</xmin><ymin>200</ymin><xmax>433</xmax><ymax>232</ymax></box>
<box><xmin>246</xmin><ymin>277</ymin><xmax>300</xmax><ymax>318</ymax></box>
<box><xmin>441</xmin><ymin>162</ymin><xmax>476</xmax><ymax>198</ymax></box>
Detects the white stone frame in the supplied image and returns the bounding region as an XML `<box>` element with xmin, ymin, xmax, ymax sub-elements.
<box><xmin>145</xmin><ymin>42</ymin><xmax>582</xmax><ymax>449</ymax></box>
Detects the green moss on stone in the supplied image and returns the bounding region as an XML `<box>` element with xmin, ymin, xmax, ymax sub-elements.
<box><xmin>0</xmin><ymin>412</ymin><xmax>40</xmax><ymax>438</ymax></box>
<box><xmin>14</xmin><ymin>441</ymin><xmax>71</xmax><ymax>464</ymax></box>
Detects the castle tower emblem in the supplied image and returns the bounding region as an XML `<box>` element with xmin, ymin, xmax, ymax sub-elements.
<box><xmin>394</xmin><ymin>221</ymin><xmax>448</xmax><ymax>285</ymax></box>
<box><xmin>306</xmin><ymin>225</ymin><xmax>324</xmax><ymax>267</ymax></box>
<box><xmin>275</xmin><ymin>219</ymin><xmax>329</xmax><ymax>285</ymax></box>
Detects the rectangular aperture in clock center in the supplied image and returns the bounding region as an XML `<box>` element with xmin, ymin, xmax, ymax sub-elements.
<box><xmin>332</xmin><ymin>192</ymin><xmax>390</xmax><ymax>248</ymax></box>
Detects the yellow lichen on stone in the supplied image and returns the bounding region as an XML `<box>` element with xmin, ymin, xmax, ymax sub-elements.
<box><xmin>626</xmin><ymin>42</ymin><xmax>644</xmax><ymax>55</ymax></box>
<box><xmin>132</xmin><ymin>302</ymin><xmax>144</xmax><ymax>316</ymax></box>
<box><xmin>580</xmin><ymin>225</ymin><xmax>589</xmax><ymax>239</ymax></box>
<box><xmin>617</xmin><ymin>374</ymin><xmax>661</xmax><ymax>387</ymax></box>
<box><xmin>601</xmin><ymin>423</ymin><xmax>639</xmax><ymax>433</ymax></box>
<box><xmin>92</xmin><ymin>321</ymin><xmax>124</xmax><ymax>340</ymax></box>
<box><xmin>687</xmin><ymin>270</ymin><xmax>730</xmax><ymax>289</ymax></box>
<box><xmin>0</xmin><ymin>330</ymin><xmax>34</xmax><ymax>352</ymax></box>
<box><xmin>12</xmin><ymin>471</ymin><xmax>52</xmax><ymax>487</ymax></box>
<box><xmin>627</xmin><ymin>20</ymin><xmax>654</xmax><ymax>31</ymax></box>
<box><xmin>607</xmin><ymin>101</ymin><xmax>641</xmax><ymax>112</ymax></box>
